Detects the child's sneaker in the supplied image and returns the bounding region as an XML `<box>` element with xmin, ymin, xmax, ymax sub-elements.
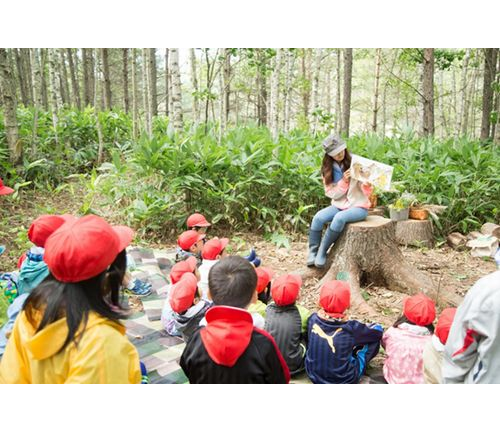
<box><xmin>124</xmin><ymin>278</ymin><xmax>152</xmax><ymax>297</ymax></box>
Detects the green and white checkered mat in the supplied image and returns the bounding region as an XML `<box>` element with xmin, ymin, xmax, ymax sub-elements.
<box><xmin>125</xmin><ymin>247</ymin><xmax>385</xmax><ymax>384</ymax></box>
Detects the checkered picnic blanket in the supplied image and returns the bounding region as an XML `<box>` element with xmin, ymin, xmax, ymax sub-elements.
<box><xmin>126</xmin><ymin>247</ymin><xmax>188</xmax><ymax>384</ymax></box>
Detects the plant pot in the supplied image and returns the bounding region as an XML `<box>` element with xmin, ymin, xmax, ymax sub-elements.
<box><xmin>409</xmin><ymin>207</ymin><xmax>429</xmax><ymax>220</ymax></box>
<box><xmin>389</xmin><ymin>207</ymin><xmax>409</xmax><ymax>221</ymax></box>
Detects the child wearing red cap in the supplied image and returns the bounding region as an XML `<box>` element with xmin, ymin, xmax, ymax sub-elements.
<box><xmin>247</xmin><ymin>266</ymin><xmax>274</xmax><ymax>318</ymax></box>
<box><xmin>423</xmin><ymin>308</ymin><xmax>456</xmax><ymax>384</ymax></box>
<box><xmin>0</xmin><ymin>215</ymin><xmax>142</xmax><ymax>384</ymax></box>
<box><xmin>175</xmin><ymin>230</ymin><xmax>206</xmax><ymax>265</ymax></box>
<box><xmin>305</xmin><ymin>280</ymin><xmax>383</xmax><ymax>384</ymax></box>
<box><xmin>198</xmin><ymin>237</ymin><xmax>229</xmax><ymax>300</ymax></box>
<box><xmin>161</xmin><ymin>256</ymin><xmax>200</xmax><ymax>337</ymax></box>
<box><xmin>382</xmin><ymin>293</ymin><xmax>436</xmax><ymax>384</ymax></box>
<box><xmin>443</xmin><ymin>271</ymin><xmax>500</xmax><ymax>383</ymax></box>
<box><xmin>187</xmin><ymin>213</ymin><xmax>211</xmax><ymax>234</ymax></box>
<box><xmin>180</xmin><ymin>256</ymin><xmax>290</xmax><ymax>383</ymax></box>
<box><xmin>169</xmin><ymin>272</ymin><xmax>212</xmax><ymax>342</ymax></box>
<box><xmin>264</xmin><ymin>273</ymin><xmax>311</xmax><ymax>375</ymax></box>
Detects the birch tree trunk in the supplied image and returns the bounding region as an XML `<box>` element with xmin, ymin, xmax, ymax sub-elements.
<box><xmin>170</xmin><ymin>48</ymin><xmax>183</xmax><ymax>132</ymax></box>
<box><xmin>0</xmin><ymin>49</ymin><xmax>21</xmax><ymax>165</ymax></box>
<box><xmin>189</xmin><ymin>48</ymin><xmax>200</xmax><ymax>125</ymax></box>
<box><xmin>342</xmin><ymin>48</ymin><xmax>353</xmax><ymax>137</ymax></box>
<box><xmin>142</xmin><ymin>49</ymin><xmax>152</xmax><ymax>136</ymax></box>
<box><xmin>457</xmin><ymin>48</ymin><xmax>470</xmax><ymax>137</ymax></box>
<box><xmin>29</xmin><ymin>48</ymin><xmax>41</xmax><ymax>150</ymax></box>
<box><xmin>48</xmin><ymin>49</ymin><xmax>61</xmax><ymax>148</ymax></box>
<box><xmin>122</xmin><ymin>48</ymin><xmax>129</xmax><ymax>113</ymax></box>
<box><xmin>270</xmin><ymin>48</ymin><xmax>282</xmax><ymax>141</ymax></box>
<box><xmin>438</xmin><ymin>69</ymin><xmax>448</xmax><ymax>138</ymax></box>
<box><xmin>422</xmin><ymin>48</ymin><xmax>435</xmax><ymax>137</ymax></box>
<box><xmin>94</xmin><ymin>49</ymin><xmax>105</xmax><ymax>164</ymax></box>
<box><xmin>283</xmin><ymin>49</ymin><xmax>295</xmax><ymax>132</ymax></box>
<box><xmin>148</xmin><ymin>48</ymin><xmax>157</xmax><ymax>116</ymax></box>
<box><xmin>165</xmin><ymin>49</ymin><xmax>170</xmax><ymax>116</ymax></box>
<box><xmin>131</xmin><ymin>48</ymin><xmax>139</xmax><ymax>139</ymax></box>
<box><xmin>310</xmin><ymin>48</ymin><xmax>322</xmax><ymax>132</ymax></box>
<box><xmin>335</xmin><ymin>48</ymin><xmax>342</xmax><ymax>134</ymax></box>
<box><xmin>59</xmin><ymin>49</ymin><xmax>70</xmax><ymax>106</ymax></box>
<box><xmin>67</xmin><ymin>48</ymin><xmax>81</xmax><ymax>109</ymax></box>
<box><xmin>101</xmin><ymin>48</ymin><xmax>112</xmax><ymax>110</ymax></box>
<box><xmin>372</xmin><ymin>48</ymin><xmax>382</xmax><ymax>132</ymax></box>
<box><xmin>480</xmin><ymin>48</ymin><xmax>498</xmax><ymax>141</ymax></box>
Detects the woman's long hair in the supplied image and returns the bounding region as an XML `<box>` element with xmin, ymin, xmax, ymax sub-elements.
<box><xmin>320</xmin><ymin>150</ymin><xmax>351</xmax><ymax>186</ymax></box>
<box><xmin>392</xmin><ymin>315</ymin><xmax>435</xmax><ymax>334</ymax></box>
<box><xmin>23</xmin><ymin>250</ymin><xmax>128</xmax><ymax>353</ymax></box>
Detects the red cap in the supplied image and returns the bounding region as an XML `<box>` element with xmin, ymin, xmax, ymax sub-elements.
<box><xmin>435</xmin><ymin>308</ymin><xmax>457</xmax><ymax>345</ymax></box>
<box><xmin>169</xmin><ymin>272</ymin><xmax>198</xmax><ymax>313</ymax></box>
<box><xmin>202</xmin><ymin>238</ymin><xmax>229</xmax><ymax>260</ymax></box>
<box><xmin>403</xmin><ymin>293</ymin><xmax>436</xmax><ymax>326</ymax></box>
<box><xmin>271</xmin><ymin>274</ymin><xmax>302</xmax><ymax>306</ymax></box>
<box><xmin>170</xmin><ymin>256</ymin><xmax>197</xmax><ymax>284</ymax></box>
<box><xmin>28</xmin><ymin>215</ymin><xmax>66</xmax><ymax>248</ymax></box>
<box><xmin>187</xmin><ymin>213</ymin><xmax>211</xmax><ymax>228</ymax></box>
<box><xmin>44</xmin><ymin>215</ymin><xmax>134</xmax><ymax>283</ymax></box>
<box><xmin>177</xmin><ymin>230</ymin><xmax>206</xmax><ymax>251</ymax></box>
<box><xmin>255</xmin><ymin>267</ymin><xmax>274</xmax><ymax>294</ymax></box>
<box><xmin>319</xmin><ymin>280</ymin><xmax>351</xmax><ymax>318</ymax></box>
<box><xmin>0</xmin><ymin>178</ymin><xmax>14</xmax><ymax>195</ymax></box>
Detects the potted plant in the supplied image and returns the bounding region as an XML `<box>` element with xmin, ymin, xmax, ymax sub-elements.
<box><xmin>388</xmin><ymin>192</ymin><xmax>415</xmax><ymax>221</ymax></box>
<box><xmin>408</xmin><ymin>198</ymin><xmax>429</xmax><ymax>220</ymax></box>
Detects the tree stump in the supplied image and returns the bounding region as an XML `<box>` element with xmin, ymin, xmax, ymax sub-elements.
<box><xmin>298</xmin><ymin>216</ymin><xmax>460</xmax><ymax>323</ymax></box>
<box><xmin>395</xmin><ymin>219</ymin><xmax>434</xmax><ymax>247</ymax></box>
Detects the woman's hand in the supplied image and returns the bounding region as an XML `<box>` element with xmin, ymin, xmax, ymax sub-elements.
<box><xmin>343</xmin><ymin>169</ymin><xmax>351</xmax><ymax>182</ymax></box>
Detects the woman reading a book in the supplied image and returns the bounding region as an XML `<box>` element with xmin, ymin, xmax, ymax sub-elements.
<box><xmin>306</xmin><ymin>135</ymin><xmax>373</xmax><ymax>269</ymax></box>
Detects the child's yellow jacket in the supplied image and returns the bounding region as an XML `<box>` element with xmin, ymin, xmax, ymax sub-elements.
<box><xmin>0</xmin><ymin>311</ymin><xmax>141</xmax><ymax>384</ymax></box>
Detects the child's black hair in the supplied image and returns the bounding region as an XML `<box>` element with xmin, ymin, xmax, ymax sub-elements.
<box><xmin>23</xmin><ymin>250</ymin><xmax>128</xmax><ymax>353</ymax></box>
<box><xmin>257</xmin><ymin>282</ymin><xmax>271</xmax><ymax>305</ymax></box>
<box><xmin>392</xmin><ymin>315</ymin><xmax>434</xmax><ymax>334</ymax></box>
<box><xmin>208</xmin><ymin>256</ymin><xmax>257</xmax><ymax>309</ymax></box>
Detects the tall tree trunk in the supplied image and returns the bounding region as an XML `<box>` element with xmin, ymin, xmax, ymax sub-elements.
<box><xmin>0</xmin><ymin>49</ymin><xmax>21</xmax><ymax>165</ymax></box>
<box><xmin>480</xmin><ymin>48</ymin><xmax>498</xmax><ymax>141</ymax></box>
<box><xmin>457</xmin><ymin>48</ymin><xmax>471</xmax><ymax>137</ymax></box>
<box><xmin>422</xmin><ymin>48</ymin><xmax>435</xmax><ymax>137</ymax></box>
<box><xmin>67</xmin><ymin>48</ymin><xmax>81</xmax><ymax>109</ymax></box>
<box><xmin>342</xmin><ymin>48</ymin><xmax>353</xmax><ymax>137</ymax></box>
<box><xmin>40</xmin><ymin>49</ymin><xmax>49</xmax><ymax>110</ymax></box>
<box><xmin>131</xmin><ymin>48</ymin><xmax>139</xmax><ymax>140</ymax></box>
<box><xmin>469</xmin><ymin>58</ymin><xmax>481</xmax><ymax>137</ymax></box>
<box><xmin>101</xmin><ymin>48</ymin><xmax>112</xmax><ymax>110</ymax></box>
<box><xmin>14</xmin><ymin>48</ymin><xmax>29</xmax><ymax>106</ymax></box>
<box><xmin>29</xmin><ymin>48</ymin><xmax>41</xmax><ymax>151</ymax></box>
<box><xmin>21</xmin><ymin>49</ymin><xmax>34</xmax><ymax>105</ymax></box>
<box><xmin>300</xmin><ymin>48</ymin><xmax>311</xmax><ymax>122</ymax></box>
<box><xmin>122</xmin><ymin>48</ymin><xmax>129</xmax><ymax>114</ymax></box>
<box><xmin>491</xmin><ymin>53</ymin><xmax>500</xmax><ymax>143</ymax></box>
<box><xmin>438</xmin><ymin>69</ymin><xmax>448</xmax><ymax>138</ymax></box>
<box><xmin>59</xmin><ymin>49</ymin><xmax>70</xmax><ymax>106</ymax></box>
<box><xmin>335</xmin><ymin>48</ymin><xmax>342</xmax><ymax>134</ymax></box>
<box><xmin>310</xmin><ymin>48</ymin><xmax>322</xmax><ymax>132</ymax></box>
<box><xmin>165</xmin><ymin>48</ymin><xmax>170</xmax><ymax>116</ymax></box>
<box><xmin>256</xmin><ymin>49</ymin><xmax>268</xmax><ymax>126</ymax></box>
<box><xmin>189</xmin><ymin>48</ymin><xmax>200</xmax><ymax>125</ymax></box>
<box><xmin>170</xmin><ymin>48</ymin><xmax>183</xmax><ymax>132</ymax></box>
<box><xmin>223</xmin><ymin>48</ymin><xmax>231</xmax><ymax>126</ymax></box>
<box><xmin>82</xmin><ymin>48</ymin><xmax>95</xmax><ymax>107</ymax></box>
<box><xmin>94</xmin><ymin>49</ymin><xmax>105</xmax><ymax>164</ymax></box>
<box><xmin>372</xmin><ymin>48</ymin><xmax>382</xmax><ymax>132</ymax></box>
<box><xmin>148</xmin><ymin>48</ymin><xmax>157</xmax><ymax>116</ymax></box>
<box><xmin>47</xmin><ymin>49</ymin><xmax>61</xmax><ymax>148</ymax></box>
<box><xmin>283</xmin><ymin>49</ymin><xmax>295</xmax><ymax>132</ymax></box>
<box><xmin>142</xmin><ymin>49</ymin><xmax>151</xmax><ymax>136</ymax></box>
<box><xmin>270</xmin><ymin>48</ymin><xmax>282</xmax><ymax>141</ymax></box>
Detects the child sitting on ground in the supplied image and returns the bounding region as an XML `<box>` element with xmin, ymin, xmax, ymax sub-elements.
<box><xmin>423</xmin><ymin>307</ymin><xmax>456</xmax><ymax>384</ymax></box>
<box><xmin>382</xmin><ymin>293</ymin><xmax>436</xmax><ymax>384</ymax></box>
<box><xmin>161</xmin><ymin>256</ymin><xmax>199</xmax><ymax>336</ymax></box>
<box><xmin>264</xmin><ymin>274</ymin><xmax>311</xmax><ymax>376</ymax></box>
<box><xmin>175</xmin><ymin>230</ymin><xmax>205</xmax><ymax>265</ymax></box>
<box><xmin>305</xmin><ymin>280</ymin><xmax>383</xmax><ymax>384</ymax></box>
<box><xmin>180</xmin><ymin>256</ymin><xmax>290</xmax><ymax>383</ymax></box>
<box><xmin>169</xmin><ymin>272</ymin><xmax>212</xmax><ymax>342</ymax></box>
<box><xmin>187</xmin><ymin>213</ymin><xmax>211</xmax><ymax>235</ymax></box>
<box><xmin>198</xmin><ymin>237</ymin><xmax>229</xmax><ymax>300</ymax></box>
<box><xmin>247</xmin><ymin>267</ymin><xmax>274</xmax><ymax>318</ymax></box>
